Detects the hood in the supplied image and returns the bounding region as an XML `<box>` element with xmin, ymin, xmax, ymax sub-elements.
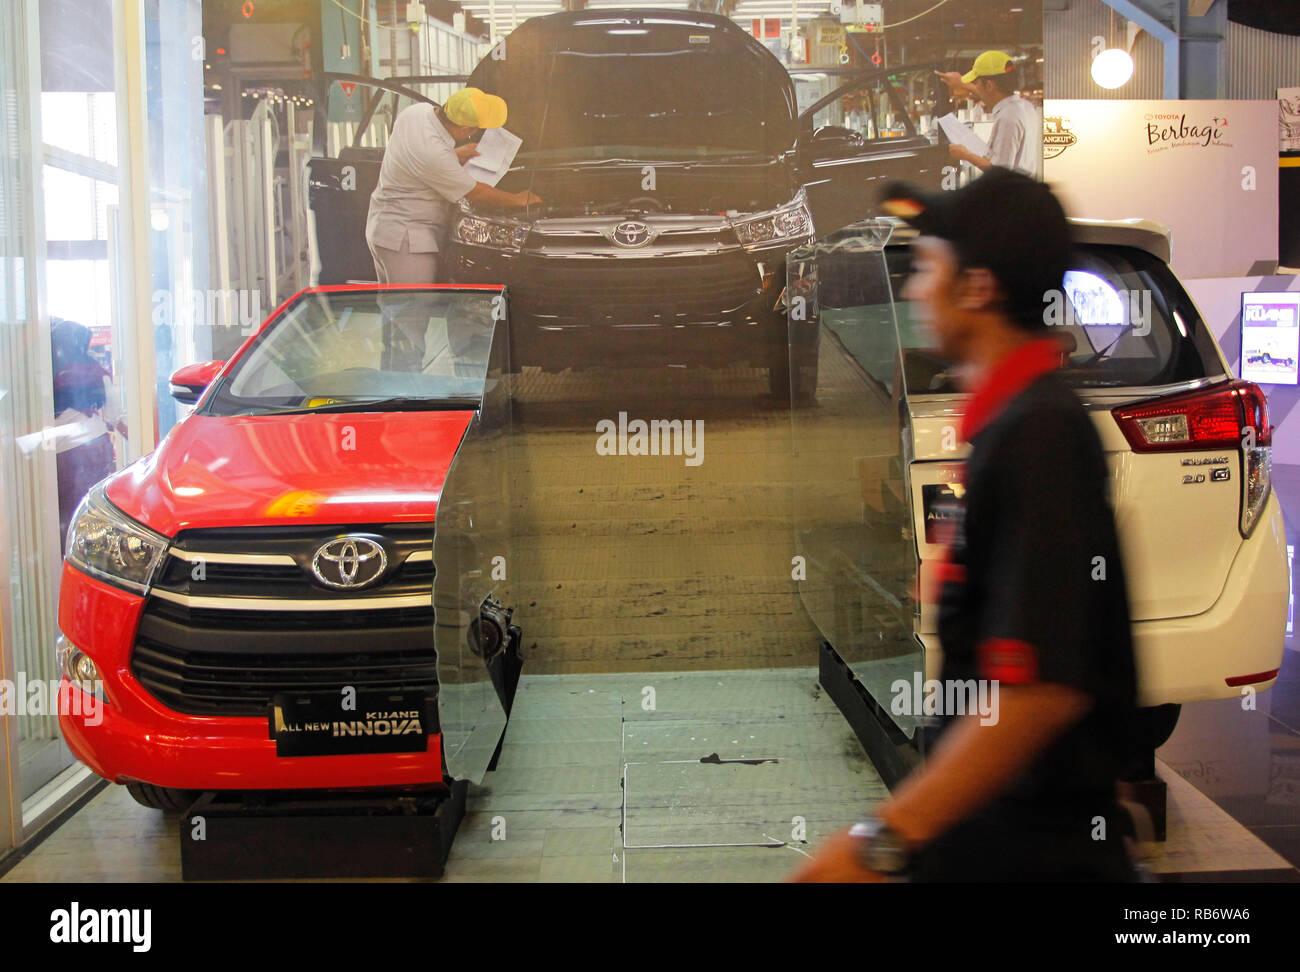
<box><xmin>104</xmin><ymin>410</ymin><xmax>474</xmax><ymax>537</ymax></box>
<box><xmin>468</xmin><ymin>10</ymin><xmax>798</xmax><ymax>163</ymax></box>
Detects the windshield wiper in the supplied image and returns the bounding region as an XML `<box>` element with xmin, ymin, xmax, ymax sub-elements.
<box><xmin>1077</xmin><ymin>329</ymin><xmax>1130</xmax><ymax>367</ymax></box>
<box><xmin>260</xmin><ymin>396</ymin><xmax>480</xmax><ymax>415</ymax></box>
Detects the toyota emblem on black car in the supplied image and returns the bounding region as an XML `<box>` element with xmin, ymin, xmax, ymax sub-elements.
<box><xmin>312</xmin><ymin>536</ymin><xmax>388</xmax><ymax>589</ymax></box>
<box><xmin>611</xmin><ymin>220</ymin><xmax>652</xmax><ymax>247</ymax></box>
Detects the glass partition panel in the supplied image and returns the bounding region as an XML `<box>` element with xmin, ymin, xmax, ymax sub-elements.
<box><xmin>432</xmin><ymin>290</ymin><xmax>516</xmax><ymax>784</ymax></box>
<box><xmin>789</xmin><ymin>218</ymin><xmax>922</xmax><ymax>737</ymax></box>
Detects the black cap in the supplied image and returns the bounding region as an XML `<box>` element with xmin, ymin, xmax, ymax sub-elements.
<box><xmin>879</xmin><ymin>167</ymin><xmax>1071</xmax><ymax>331</ymax></box>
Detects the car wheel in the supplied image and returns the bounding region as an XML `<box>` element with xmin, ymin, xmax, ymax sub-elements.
<box><xmin>790</xmin><ymin>354</ymin><xmax>819</xmax><ymax>405</ymax></box>
<box><xmin>125</xmin><ymin>782</ymin><xmax>199</xmax><ymax>813</ymax></box>
<box><xmin>769</xmin><ymin>342</ymin><xmax>820</xmax><ymax>405</ymax></box>
<box><xmin>1132</xmin><ymin>703</ymin><xmax>1181</xmax><ymax>751</ymax></box>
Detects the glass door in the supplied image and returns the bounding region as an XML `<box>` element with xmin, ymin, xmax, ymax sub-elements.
<box><xmin>0</xmin><ymin>0</ymin><xmax>42</xmax><ymax>860</ymax></box>
<box><xmin>0</xmin><ymin>0</ymin><xmax>141</xmax><ymax>826</ymax></box>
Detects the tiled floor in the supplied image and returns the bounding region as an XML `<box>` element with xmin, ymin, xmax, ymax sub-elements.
<box><xmin>452</xmin><ymin>669</ymin><xmax>887</xmax><ymax>883</ymax></box>
<box><xmin>4</xmin><ymin>668</ymin><xmax>1292</xmax><ymax>882</ymax></box>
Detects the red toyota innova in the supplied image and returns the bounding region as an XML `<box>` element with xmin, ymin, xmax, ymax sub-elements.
<box><xmin>57</xmin><ymin>285</ymin><xmax>509</xmax><ymax>810</ymax></box>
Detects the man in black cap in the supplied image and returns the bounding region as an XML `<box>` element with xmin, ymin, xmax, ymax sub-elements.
<box><xmin>792</xmin><ymin>168</ymin><xmax>1138</xmax><ymax>882</ymax></box>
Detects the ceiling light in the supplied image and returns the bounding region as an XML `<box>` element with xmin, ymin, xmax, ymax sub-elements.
<box><xmin>1091</xmin><ymin>48</ymin><xmax>1134</xmax><ymax>89</ymax></box>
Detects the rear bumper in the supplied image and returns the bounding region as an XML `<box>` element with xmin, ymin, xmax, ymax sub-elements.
<box><xmin>918</xmin><ymin>492</ymin><xmax>1289</xmax><ymax>706</ymax></box>
<box><xmin>1127</xmin><ymin>491</ymin><xmax>1289</xmax><ymax>705</ymax></box>
<box><xmin>57</xmin><ymin>564</ymin><xmax>446</xmax><ymax>791</ymax></box>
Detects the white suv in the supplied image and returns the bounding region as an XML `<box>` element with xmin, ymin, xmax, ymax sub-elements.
<box><xmin>793</xmin><ymin>217</ymin><xmax>1289</xmax><ymax>747</ymax></box>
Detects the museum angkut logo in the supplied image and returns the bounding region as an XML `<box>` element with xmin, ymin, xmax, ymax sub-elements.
<box><xmin>1144</xmin><ymin>112</ymin><xmax>1233</xmax><ymax>152</ymax></box>
<box><xmin>1043</xmin><ymin>116</ymin><xmax>1077</xmax><ymax>159</ymax></box>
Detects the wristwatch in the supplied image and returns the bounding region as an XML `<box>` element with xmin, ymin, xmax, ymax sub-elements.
<box><xmin>849</xmin><ymin>817</ymin><xmax>912</xmax><ymax>876</ymax></box>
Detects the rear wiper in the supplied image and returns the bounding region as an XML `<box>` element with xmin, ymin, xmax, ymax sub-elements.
<box><xmin>1076</xmin><ymin>329</ymin><xmax>1129</xmax><ymax>368</ymax></box>
<box><xmin>265</xmin><ymin>397</ymin><xmax>480</xmax><ymax>415</ymax></box>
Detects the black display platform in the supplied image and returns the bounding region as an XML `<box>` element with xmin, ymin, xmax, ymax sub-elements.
<box><xmin>179</xmin><ymin>779</ymin><xmax>467</xmax><ymax>881</ymax></box>
<box><xmin>818</xmin><ymin>640</ymin><xmax>1168</xmax><ymax>841</ymax></box>
<box><xmin>818</xmin><ymin>641</ymin><xmax>923</xmax><ymax>789</ymax></box>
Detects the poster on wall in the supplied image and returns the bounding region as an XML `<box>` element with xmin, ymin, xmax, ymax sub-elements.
<box><xmin>1279</xmin><ymin>87</ymin><xmax>1300</xmax><ymax>272</ymax></box>
<box><xmin>1281</xmin><ymin>87</ymin><xmax>1300</xmax><ymax>152</ymax></box>
<box><xmin>304</xmin><ymin>2</ymin><xmax>1043</xmax><ymax>388</ymax></box>
<box><xmin>1240</xmin><ymin>291</ymin><xmax>1300</xmax><ymax>386</ymax></box>
<box><xmin>1043</xmin><ymin>100</ymin><xmax>1279</xmax><ymax>280</ymax></box>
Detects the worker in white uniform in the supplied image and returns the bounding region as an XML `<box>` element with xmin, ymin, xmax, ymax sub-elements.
<box><xmin>937</xmin><ymin>51</ymin><xmax>1043</xmax><ymax>181</ymax></box>
<box><xmin>366</xmin><ymin>87</ymin><xmax>539</xmax><ymax>369</ymax></box>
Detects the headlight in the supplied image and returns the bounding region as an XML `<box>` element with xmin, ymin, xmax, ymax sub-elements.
<box><xmin>65</xmin><ymin>485</ymin><xmax>169</xmax><ymax>594</ymax></box>
<box><xmin>453</xmin><ymin>212</ymin><xmax>528</xmax><ymax>252</ymax></box>
<box><xmin>733</xmin><ymin>195</ymin><xmax>814</xmax><ymax>249</ymax></box>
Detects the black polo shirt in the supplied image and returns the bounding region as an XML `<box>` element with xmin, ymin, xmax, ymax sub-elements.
<box><xmin>935</xmin><ymin>339</ymin><xmax>1138</xmax><ymax>804</ymax></box>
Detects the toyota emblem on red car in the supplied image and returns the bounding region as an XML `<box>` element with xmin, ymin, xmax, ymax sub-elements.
<box><xmin>311</xmin><ymin>536</ymin><xmax>388</xmax><ymax>589</ymax></box>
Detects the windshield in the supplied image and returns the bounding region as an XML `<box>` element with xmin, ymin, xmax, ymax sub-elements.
<box><xmin>885</xmin><ymin>243</ymin><xmax>1226</xmax><ymax>394</ymax></box>
<box><xmin>203</xmin><ymin>289</ymin><xmax>503</xmax><ymax>417</ymax></box>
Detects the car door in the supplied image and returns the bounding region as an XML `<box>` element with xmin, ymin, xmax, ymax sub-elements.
<box><xmin>307</xmin><ymin>74</ymin><xmax>467</xmax><ymax>284</ymax></box>
<box><xmin>794</xmin><ymin>64</ymin><xmax>950</xmax><ymax>237</ymax></box>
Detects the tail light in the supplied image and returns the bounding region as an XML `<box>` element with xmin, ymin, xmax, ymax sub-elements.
<box><xmin>1112</xmin><ymin>380</ymin><xmax>1272</xmax><ymax>538</ymax></box>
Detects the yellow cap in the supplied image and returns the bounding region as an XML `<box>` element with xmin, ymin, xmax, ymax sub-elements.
<box><xmin>962</xmin><ymin>50</ymin><xmax>1015</xmax><ymax>84</ymax></box>
<box><xmin>443</xmin><ymin>87</ymin><xmax>508</xmax><ymax>129</ymax></box>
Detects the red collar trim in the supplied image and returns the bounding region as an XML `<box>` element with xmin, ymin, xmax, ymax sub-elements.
<box><xmin>960</xmin><ymin>338</ymin><xmax>1063</xmax><ymax>441</ymax></box>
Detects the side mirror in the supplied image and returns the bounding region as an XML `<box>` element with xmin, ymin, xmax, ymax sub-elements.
<box><xmin>169</xmin><ymin>360</ymin><xmax>225</xmax><ymax>405</ymax></box>
<box><xmin>811</xmin><ymin>125</ymin><xmax>868</xmax><ymax>153</ymax></box>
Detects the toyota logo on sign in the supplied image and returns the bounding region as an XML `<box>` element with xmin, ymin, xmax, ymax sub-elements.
<box><xmin>611</xmin><ymin>221</ymin><xmax>654</xmax><ymax>247</ymax></box>
<box><xmin>311</xmin><ymin>536</ymin><xmax>388</xmax><ymax>590</ymax></box>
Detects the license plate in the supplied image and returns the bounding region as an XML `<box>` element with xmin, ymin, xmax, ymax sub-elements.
<box><xmin>269</xmin><ymin>690</ymin><xmax>431</xmax><ymax>757</ymax></box>
<box><xmin>922</xmin><ymin>483</ymin><xmax>965</xmax><ymax>545</ymax></box>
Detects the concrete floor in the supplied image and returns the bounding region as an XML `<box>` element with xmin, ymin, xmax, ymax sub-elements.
<box><xmin>509</xmin><ymin>364</ymin><xmax>823</xmax><ymax>674</ymax></box>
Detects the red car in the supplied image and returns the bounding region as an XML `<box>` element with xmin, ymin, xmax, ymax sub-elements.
<box><xmin>57</xmin><ymin>285</ymin><xmax>517</xmax><ymax>810</ymax></box>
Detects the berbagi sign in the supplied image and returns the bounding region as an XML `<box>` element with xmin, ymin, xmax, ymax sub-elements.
<box><xmin>1044</xmin><ymin>100</ymin><xmax>1279</xmax><ymax>279</ymax></box>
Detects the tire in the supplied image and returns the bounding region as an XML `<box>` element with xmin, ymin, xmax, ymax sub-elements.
<box><xmin>768</xmin><ymin>346</ymin><xmax>820</xmax><ymax>405</ymax></box>
<box><xmin>1132</xmin><ymin>703</ymin><xmax>1181</xmax><ymax>751</ymax></box>
<box><xmin>125</xmin><ymin>782</ymin><xmax>199</xmax><ymax>813</ymax></box>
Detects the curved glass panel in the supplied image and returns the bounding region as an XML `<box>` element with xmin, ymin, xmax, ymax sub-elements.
<box><xmin>789</xmin><ymin>218</ymin><xmax>922</xmax><ymax>737</ymax></box>
<box><xmin>432</xmin><ymin>292</ymin><xmax>517</xmax><ymax>783</ymax></box>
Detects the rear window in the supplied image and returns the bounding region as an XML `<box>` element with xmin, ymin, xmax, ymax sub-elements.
<box><xmin>889</xmin><ymin>243</ymin><xmax>1226</xmax><ymax>395</ymax></box>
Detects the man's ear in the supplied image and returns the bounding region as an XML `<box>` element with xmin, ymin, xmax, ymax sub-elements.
<box><xmin>956</xmin><ymin>266</ymin><xmax>1001</xmax><ymax>313</ymax></box>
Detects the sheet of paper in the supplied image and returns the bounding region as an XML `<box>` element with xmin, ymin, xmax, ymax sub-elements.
<box><xmin>936</xmin><ymin>113</ymin><xmax>991</xmax><ymax>160</ymax></box>
<box><xmin>463</xmin><ymin>127</ymin><xmax>523</xmax><ymax>187</ymax></box>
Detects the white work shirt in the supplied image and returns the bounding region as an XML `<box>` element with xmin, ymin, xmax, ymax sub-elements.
<box><xmin>987</xmin><ymin>94</ymin><xmax>1043</xmax><ymax>181</ymax></box>
<box><xmin>366</xmin><ymin>103</ymin><xmax>478</xmax><ymax>253</ymax></box>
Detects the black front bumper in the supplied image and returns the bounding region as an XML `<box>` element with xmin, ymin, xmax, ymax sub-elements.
<box><xmin>448</xmin><ymin>243</ymin><xmax>793</xmax><ymax>371</ymax></box>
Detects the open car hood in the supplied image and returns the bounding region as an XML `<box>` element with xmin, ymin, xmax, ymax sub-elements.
<box><xmin>467</xmin><ymin>9</ymin><xmax>799</xmax><ymax>163</ymax></box>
